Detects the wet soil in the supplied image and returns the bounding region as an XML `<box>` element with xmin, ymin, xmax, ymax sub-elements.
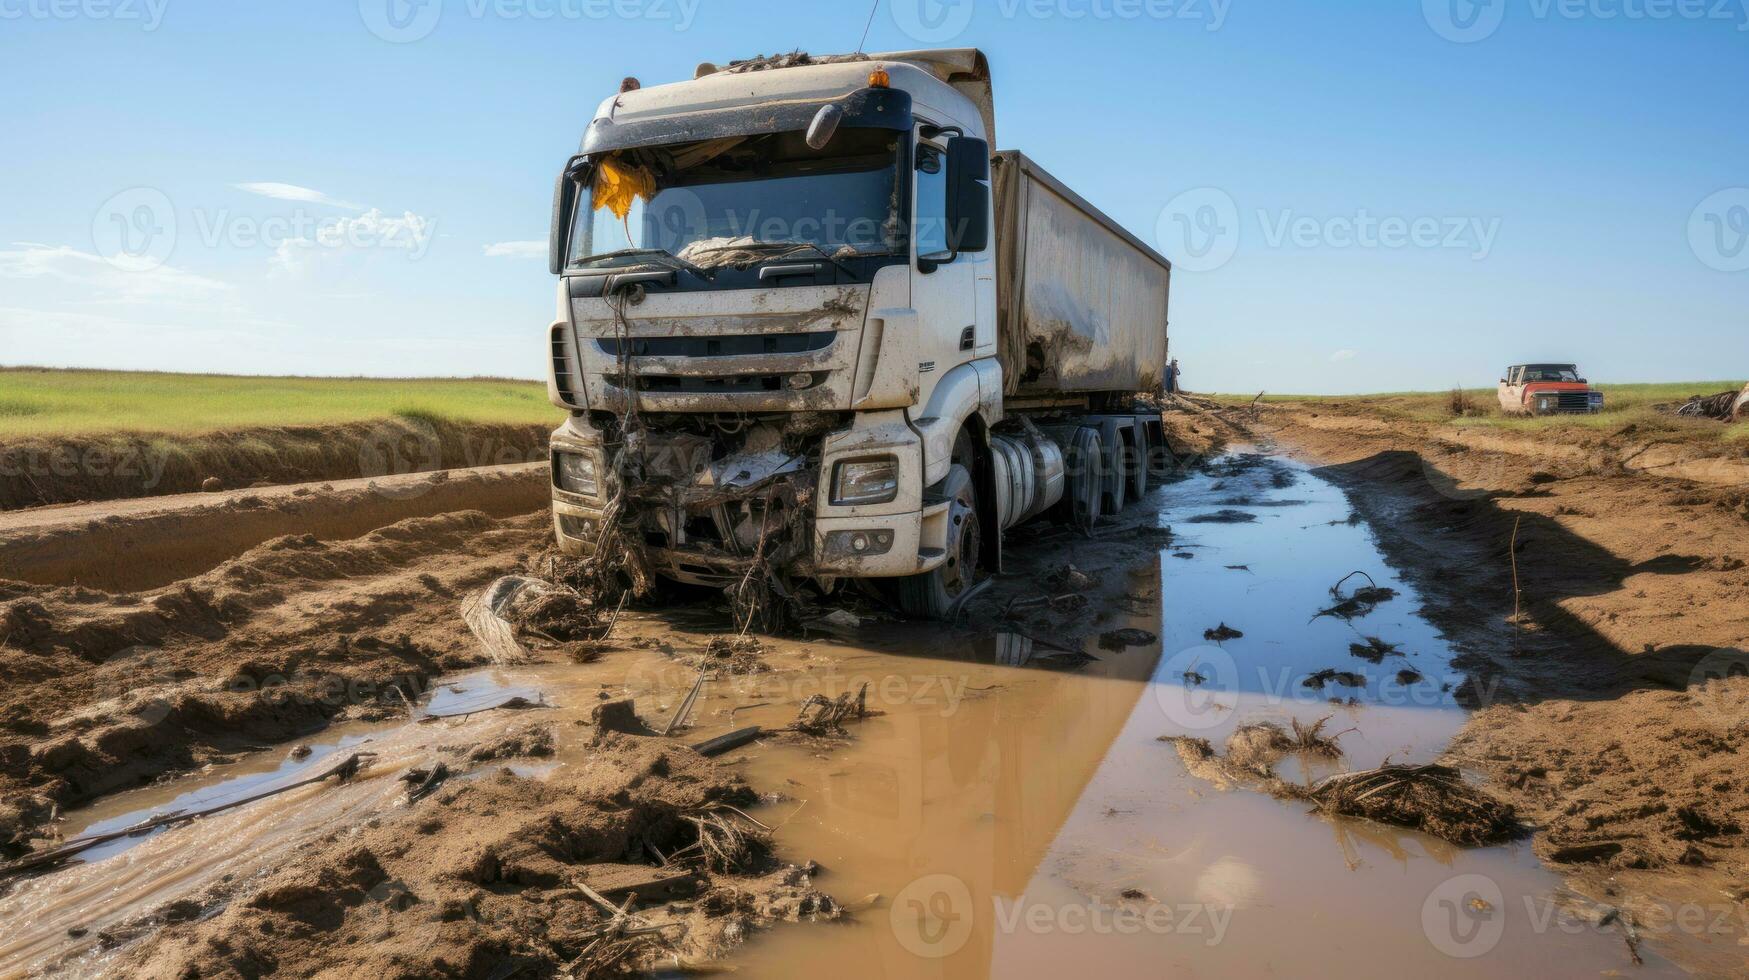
<box><xmin>2</xmin><ymin>408</ymin><xmax>1742</xmax><ymax>977</ymax></box>
<box><xmin>1251</xmin><ymin>401</ymin><xmax>1749</xmax><ymax>976</ymax></box>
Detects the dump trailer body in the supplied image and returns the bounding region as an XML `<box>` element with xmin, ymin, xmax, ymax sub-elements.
<box><xmin>992</xmin><ymin>151</ymin><xmax>1172</xmax><ymax>398</ymax></box>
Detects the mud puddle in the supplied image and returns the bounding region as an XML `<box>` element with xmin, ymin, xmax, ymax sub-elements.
<box><xmin>0</xmin><ymin>672</ymin><xmax>552</xmax><ymax>979</ymax></box>
<box><xmin>720</xmin><ymin>451</ymin><xmax>1681</xmax><ymax>977</ymax></box>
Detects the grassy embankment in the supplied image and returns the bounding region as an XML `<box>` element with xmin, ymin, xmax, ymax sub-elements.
<box><xmin>1223</xmin><ymin>382</ymin><xmax>1748</xmax><ymax>445</ymax></box>
<box><xmin>0</xmin><ymin>368</ymin><xmax>561</xmax><ymax>508</ymax></box>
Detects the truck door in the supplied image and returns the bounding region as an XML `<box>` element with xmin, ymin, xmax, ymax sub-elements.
<box><xmin>909</xmin><ymin>132</ymin><xmax>983</xmax><ymax>408</ymax></box>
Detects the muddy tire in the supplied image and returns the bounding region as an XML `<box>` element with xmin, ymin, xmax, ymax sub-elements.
<box><xmin>1100</xmin><ymin>428</ymin><xmax>1127</xmax><ymax>516</ymax></box>
<box><xmin>1127</xmin><ymin>424</ymin><xmax>1149</xmax><ymax>501</ymax></box>
<box><xmin>895</xmin><ymin>464</ymin><xmax>981</xmax><ymax>620</ymax></box>
<box><xmin>1056</xmin><ymin>427</ymin><xmax>1105</xmax><ymax>530</ymax></box>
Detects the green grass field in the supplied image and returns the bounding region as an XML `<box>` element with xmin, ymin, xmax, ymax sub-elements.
<box><xmin>0</xmin><ymin>368</ymin><xmax>559</xmax><ymax>439</ymax></box>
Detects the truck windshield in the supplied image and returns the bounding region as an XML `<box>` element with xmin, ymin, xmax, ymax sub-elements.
<box><xmin>569</xmin><ymin>129</ymin><xmax>904</xmax><ymax>274</ymax></box>
<box><xmin>1522</xmin><ymin>366</ymin><xmax>1580</xmax><ymax>382</ymax></box>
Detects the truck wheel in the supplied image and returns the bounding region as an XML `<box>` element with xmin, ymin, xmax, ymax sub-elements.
<box><xmin>895</xmin><ymin>464</ymin><xmax>981</xmax><ymax>620</ymax></box>
<box><xmin>1100</xmin><ymin>428</ymin><xmax>1127</xmax><ymax>516</ymax></box>
<box><xmin>1127</xmin><ymin>424</ymin><xmax>1149</xmax><ymax>500</ymax></box>
<box><xmin>1057</xmin><ymin>427</ymin><xmax>1104</xmax><ymax>530</ymax></box>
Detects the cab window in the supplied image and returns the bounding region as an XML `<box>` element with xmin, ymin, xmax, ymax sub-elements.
<box><xmin>914</xmin><ymin>143</ymin><xmax>950</xmax><ymax>262</ymax></box>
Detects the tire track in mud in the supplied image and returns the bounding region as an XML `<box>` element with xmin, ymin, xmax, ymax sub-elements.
<box><xmin>0</xmin><ymin>499</ymin><xmax>552</xmax><ymax>856</ymax></box>
<box><xmin>0</xmin><ymin>462</ymin><xmax>546</xmax><ymax>592</ymax></box>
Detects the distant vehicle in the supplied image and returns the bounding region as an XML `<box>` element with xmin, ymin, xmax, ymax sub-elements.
<box><xmin>1497</xmin><ymin>364</ymin><xmax>1604</xmax><ymax>416</ymax></box>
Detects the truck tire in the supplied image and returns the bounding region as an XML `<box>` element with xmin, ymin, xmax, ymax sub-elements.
<box><xmin>1056</xmin><ymin>427</ymin><xmax>1104</xmax><ymax>530</ymax></box>
<box><xmin>895</xmin><ymin>464</ymin><xmax>981</xmax><ymax>620</ymax></box>
<box><xmin>1128</xmin><ymin>424</ymin><xmax>1149</xmax><ymax>500</ymax></box>
<box><xmin>1100</xmin><ymin>426</ymin><xmax>1127</xmax><ymax>516</ymax></box>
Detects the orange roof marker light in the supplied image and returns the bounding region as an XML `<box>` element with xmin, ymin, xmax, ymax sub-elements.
<box><xmin>868</xmin><ymin>67</ymin><xmax>891</xmax><ymax>89</ymax></box>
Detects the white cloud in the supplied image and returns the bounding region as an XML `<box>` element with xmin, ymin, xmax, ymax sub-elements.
<box><xmin>0</xmin><ymin>243</ymin><xmax>232</xmax><ymax>305</ymax></box>
<box><xmin>270</xmin><ymin>209</ymin><xmax>437</xmax><ymax>276</ymax></box>
<box><xmin>1329</xmin><ymin>349</ymin><xmax>1358</xmax><ymax>362</ymax></box>
<box><xmin>483</xmin><ymin>240</ymin><xmax>547</xmax><ymax>259</ymax></box>
<box><xmin>233</xmin><ymin>182</ymin><xmax>364</xmax><ymax>210</ymax></box>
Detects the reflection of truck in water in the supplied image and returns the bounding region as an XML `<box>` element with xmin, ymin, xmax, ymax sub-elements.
<box><xmin>1497</xmin><ymin>364</ymin><xmax>1605</xmax><ymax>416</ymax></box>
<box><xmin>544</xmin><ymin>49</ymin><xmax>1171</xmax><ymax>619</ymax></box>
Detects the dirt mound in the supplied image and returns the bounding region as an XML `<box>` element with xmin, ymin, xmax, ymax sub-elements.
<box><xmin>0</xmin><ymin>418</ymin><xmax>551</xmax><ymax>510</ymax></box>
<box><xmin>1252</xmin><ymin>401</ymin><xmax>1749</xmax><ymax>900</ymax></box>
<box><xmin>0</xmin><ymin>509</ymin><xmax>548</xmax><ymax>855</ymax></box>
<box><xmin>116</xmin><ymin>737</ymin><xmax>837</xmax><ymax>979</ymax></box>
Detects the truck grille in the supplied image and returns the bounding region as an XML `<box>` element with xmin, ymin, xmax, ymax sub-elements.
<box><xmin>1555</xmin><ymin>391</ymin><xmax>1591</xmax><ymax>412</ymax></box>
<box><xmin>597</xmin><ymin>333</ymin><xmax>834</xmax><ymax>358</ymax></box>
<box><xmin>550</xmin><ymin>324</ymin><xmax>580</xmax><ymax>408</ymax></box>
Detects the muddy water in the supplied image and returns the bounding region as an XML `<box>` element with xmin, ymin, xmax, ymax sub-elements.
<box><xmin>0</xmin><ymin>680</ymin><xmax>551</xmax><ymax>978</ymax></box>
<box><xmin>0</xmin><ymin>450</ymin><xmax>1685</xmax><ymax>977</ymax></box>
<box><xmin>721</xmin><ymin>452</ymin><xmax>1678</xmax><ymax>978</ymax></box>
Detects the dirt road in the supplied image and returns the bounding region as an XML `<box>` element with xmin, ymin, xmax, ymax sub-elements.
<box><xmin>1248</xmin><ymin>401</ymin><xmax>1749</xmax><ymax>945</ymax></box>
<box><xmin>2</xmin><ymin>408</ymin><xmax>1744</xmax><ymax>977</ymax></box>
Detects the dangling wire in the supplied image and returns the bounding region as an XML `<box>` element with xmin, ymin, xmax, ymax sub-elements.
<box><xmin>856</xmin><ymin>0</ymin><xmax>879</xmax><ymax>54</ymax></box>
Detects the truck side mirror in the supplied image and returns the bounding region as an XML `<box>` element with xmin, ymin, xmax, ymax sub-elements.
<box><xmin>549</xmin><ymin>155</ymin><xmax>588</xmax><ymax>275</ymax></box>
<box><xmin>945</xmin><ymin>136</ymin><xmax>991</xmax><ymax>254</ymax></box>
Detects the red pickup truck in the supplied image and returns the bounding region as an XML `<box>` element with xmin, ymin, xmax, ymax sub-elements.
<box><xmin>1497</xmin><ymin>364</ymin><xmax>1605</xmax><ymax>416</ymax></box>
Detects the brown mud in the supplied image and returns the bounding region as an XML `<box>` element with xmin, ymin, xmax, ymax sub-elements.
<box><xmin>0</xmin><ymin>418</ymin><xmax>551</xmax><ymax>511</ymax></box>
<box><xmin>1250</xmin><ymin>401</ymin><xmax>1749</xmax><ymax>944</ymax></box>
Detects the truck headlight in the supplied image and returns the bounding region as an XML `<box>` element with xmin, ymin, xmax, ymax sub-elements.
<box><xmin>1589</xmin><ymin>392</ymin><xmax>1605</xmax><ymax>409</ymax></box>
<box><xmin>554</xmin><ymin>452</ymin><xmax>599</xmax><ymax>496</ymax></box>
<box><xmin>831</xmin><ymin>456</ymin><xmax>899</xmax><ymax>506</ymax></box>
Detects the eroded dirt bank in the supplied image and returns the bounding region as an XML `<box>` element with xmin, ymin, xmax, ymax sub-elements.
<box><xmin>0</xmin><ymin>436</ymin><xmax>1194</xmax><ymax>978</ymax></box>
<box><xmin>1250</xmin><ymin>402</ymin><xmax>1749</xmax><ymax>920</ymax></box>
<box><xmin>0</xmin><ymin>418</ymin><xmax>552</xmax><ymax>511</ymax></box>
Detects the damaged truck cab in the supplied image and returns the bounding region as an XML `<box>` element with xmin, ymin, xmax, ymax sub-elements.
<box><xmin>545</xmin><ymin>49</ymin><xmax>1172</xmax><ymax>619</ymax></box>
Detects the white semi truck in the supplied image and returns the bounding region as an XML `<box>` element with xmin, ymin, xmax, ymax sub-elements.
<box><xmin>545</xmin><ymin>49</ymin><xmax>1172</xmax><ymax>619</ymax></box>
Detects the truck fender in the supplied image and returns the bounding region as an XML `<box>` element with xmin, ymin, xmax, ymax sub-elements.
<box><xmin>911</xmin><ymin>362</ymin><xmax>987</xmax><ymax>488</ymax></box>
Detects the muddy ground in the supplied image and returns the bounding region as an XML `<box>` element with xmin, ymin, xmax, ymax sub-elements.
<box><xmin>0</xmin><ymin>418</ymin><xmax>551</xmax><ymax>510</ymax></box>
<box><xmin>1239</xmin><ymin>400</ymin><xmax>1749</xmax><ymax>916</ymax></box>
<box><xmin>0</xmin><ymin>416</ymin><xmax>1218</xmax><ymax>978</ymax></box>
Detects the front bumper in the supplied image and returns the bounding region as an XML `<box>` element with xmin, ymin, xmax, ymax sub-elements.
<box><xmin>548</xmin><ymin>411</ymin><xmax>945</xmax><ymax>584</ymax></box>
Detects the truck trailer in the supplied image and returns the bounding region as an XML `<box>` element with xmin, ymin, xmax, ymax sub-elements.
<box><xmin>545</xmin><ymin>48</ymin><xmax>1172</xmax><ymax>619</ymax></box>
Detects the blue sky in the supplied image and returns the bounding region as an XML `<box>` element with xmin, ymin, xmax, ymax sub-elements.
<box><xmin>1</xmin><ymin>0</ymin><xmax>1744</xmax><ymax>393</ymax></box>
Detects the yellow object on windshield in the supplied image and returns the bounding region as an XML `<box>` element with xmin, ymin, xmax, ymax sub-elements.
<box><xmin>592</xmin><ymin>156</ymin><xmax>656</xmax><ymax>220</ymax></box>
